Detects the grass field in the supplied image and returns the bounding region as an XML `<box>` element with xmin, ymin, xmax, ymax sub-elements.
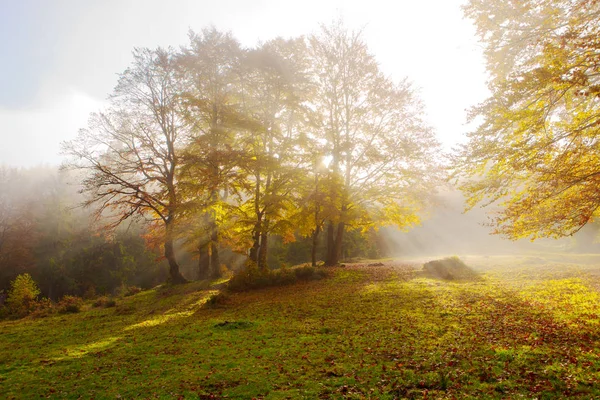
<box><xmin>2</xmin><ymin>254</ymin><xmax>600</xmax><ymax>399</ymax></box>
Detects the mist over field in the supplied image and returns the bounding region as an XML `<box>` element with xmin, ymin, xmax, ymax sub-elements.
<box><xmin>383</xmin><ymin>190</ymin><xmax>600</xmax><ymax>258</ymax></box>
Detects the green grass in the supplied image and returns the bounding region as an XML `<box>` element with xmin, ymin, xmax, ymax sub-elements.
<box><xmin>2</xmin><ymin>257</ymin><xmax>600</xmax><ymax>398</ymax></box>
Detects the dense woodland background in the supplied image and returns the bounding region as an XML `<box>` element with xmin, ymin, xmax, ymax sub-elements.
<box><xmin>2</xmin><ymin>164</ymin><xmax>599</xmax><ymax>301</ymax></box>
<box><xmin>0</xmin><ymin>164</ymin><xmax>394</xmax><ymax>299</ymax></box>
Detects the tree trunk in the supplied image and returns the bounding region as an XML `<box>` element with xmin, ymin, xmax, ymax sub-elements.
<box><xmin>311</xmin><ymin>225</ymin><xmax>321</xmax><ymax>267</ymax></box>
<box><xmin>249</xmin><ymin>216</ymin><xmax>261</xmax><ymax>264</ymax></box>
<box><xmin>325</xmin><ymin>221</ymin><xmax>336</xmax><ymax>266</ymax></box>
<box><xmin>165</xmin><ymin>220</ymin><xmax>187</xmax><ymax>284</ymax></box>
<box><xmin>258</xmin><ymin>222</ymin><xmax>269</xmax><ymax>269</ymax></box>
<box><xmin>198</xmin><ymin>243</ymin><xmax>209</xmax><ymax>280</ymax></box>
<box><xmin>209</xmin><ymin>228</ymin><xmax>220</xmax><ymax>278</ymax></box>
<box><xmin>165</xmin><ymin>239</ymin><xmax>187</xmax><ymax>284</ymax></box>
<box><xmin>250</xmin><ymin>169</ymin><xmax>262</xmax><ymax>264</ymax></box>
<box><xmin>334</xmin><ymin>221</ymin><xmax>345</xmax><ymax>264</ymax></box>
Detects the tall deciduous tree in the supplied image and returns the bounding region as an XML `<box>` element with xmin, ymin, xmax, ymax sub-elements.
<box><xmin>238</xmin><ymin>37</ymin><xmax>312</xmax><ymax>269</ymax></box>
<box><xmin>310</xmin><ymin>21</ymin><xmax>443</xmax><ymax>265</ymax></box>
<box><xmin>293</xmin><ymin>155</ymin><xmax>336</xmax><ymax>267</ymax></box>
<box><xmin>62</xmin><ymin>48</ymin><xmax>188</xmax><ymax>283</ymax></box>
<box><xmin>178</xmin><ymin>28</ymin><xmax>246</xmax><ymax>279</ymax></box>
<box><xmin>456</xmin><ymin>0</ymin><xmax>600</xmax><ymax>239</ymax></box>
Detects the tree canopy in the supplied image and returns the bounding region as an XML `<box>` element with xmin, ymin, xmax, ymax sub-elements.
<box><xmin>60</xmin><ymin>23</ymin><xmax>444</xmax><ymax>283</ymax></box>
<box><xmin>309</xmin><ymin>22</ymin><xmax>443</xmax><ymax>264</ymax></box>
<box><xmin>456</xmin><ymin>0</ymin><xmax>600</xmax><ymax>240</ymax></box>
<box><xmin>62</xmin><ymin>48</ymin><xmax>188</xmax><ymax>283</ymax></box>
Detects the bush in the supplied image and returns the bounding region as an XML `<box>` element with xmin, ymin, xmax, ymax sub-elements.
<box><xmin>294</xmin><ymin>265</ymin><xmax>322</xmax><ymax>280</ymax></box>
<box><xmin>227</xmin><ymin>261</ymin><xmax>328</xmax><ymax>292</ymax></box>
<box><xmin>422</xmin><ymin>256</ymin><xmax>480</xmax><ymax>281</ymax></box>
<box><xmin>219</xmin><ymin>264</ymin><xmax>233</xmax><ymax>279</ymax></box>
<box><xmin>83</xmin><ymin>286</ymin><xmax>97</xmax><ymax>300</ymax></box>
<box><xmin>116</xmin><ymin>285</ymin><xmax>142</xmax><ymax>297</ymax></box>
<box><xmin>30</xmin><ymin>298</ymin><xmax>55</xmax><ymax>318</ymax></box>
<box><xmin>57</xmin><ymin>295</ymin><xmax>84</xmax><ymax>314</ymax></box>
<box><xmin>92</xmin><ymin>296</ymin><xmax>116</xmax><ymax>308</ymax></box>
<box><xmin>205</xmin><ymin>292</ymin><xmax>230</xmax><ymax>307</ymax></box>
<box><xmin>114</xmin><ymin>303</ymin><xmax>135</xmax><ymax>315</ymax></box>
<box><xmin>6</xmin><ymin>273</ymin><xmax>41</xmax><ymax>318</ymax></box>
<box><xmin>272</xmin><ymin>267</ymin><xmax>297</xmax><ymax>286</ymax></box>
<box><xmin>124</xmin><ymin>286</ymin><xmax>141</xmax><ymax>297</ymax></box>
<box><xmin>227</xmin><ymin>260</ymin><xmax>263</xmax><ymax>291</ymax></box>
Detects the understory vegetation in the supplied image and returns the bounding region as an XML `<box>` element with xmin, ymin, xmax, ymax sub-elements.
<box><xmin>2</xmin><ymin>256</ymin><xmax>600</xmax><ymax>398</ymax></box>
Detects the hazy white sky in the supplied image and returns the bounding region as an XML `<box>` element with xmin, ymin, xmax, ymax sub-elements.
<box><xmin>0</xmin><ymin>0</ymin><xmax>488</xmax><ymax>167</ymax></box>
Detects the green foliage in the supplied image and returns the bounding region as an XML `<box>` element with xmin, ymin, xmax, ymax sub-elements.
<box><xmin>57</xmin><ymin>295</ymin><xmax>83</xmax><ymax>314</ymax></box>
<box><xmin>0</xmin><ymin>305</ymin><xmax>9</xmax><ymax>320</ymax></box>
<box><xmin>6</xmin><ymin>273</ymin><xmax>41</xmax><ymax>318</ymax></box>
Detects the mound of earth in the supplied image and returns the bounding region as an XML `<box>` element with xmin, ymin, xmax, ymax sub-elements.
<box><xmin>422</xmin><ymin>257</ymin><xmax>480</xmax><ymax>281</ymax></box>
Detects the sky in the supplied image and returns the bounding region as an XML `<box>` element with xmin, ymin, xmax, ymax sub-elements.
<box><xmin>0</xmin><ymin>0</ymin><xmax>488</xmax><ymax>167</ymax></box>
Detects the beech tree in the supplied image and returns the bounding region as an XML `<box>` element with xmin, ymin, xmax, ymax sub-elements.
<box><xmin>456</xmin><ymin>0</ymin><xmax>600</xmax><ymax>239</ymax></box>
<box><xmin>238</xmin><ymin>37</ymin><xmax>312</xmax><ymax>269</ymax></box>
<box><xmin>310</xmin><ymin>22</ymin><xmax>443</xmax><ymax>265</ymax></box>
<box><xmin>62</xmin><ymin>48</ymin><xmax>188</xmax><ymax>283</ymax></box>
<box><xmin>293</xmin><ymin>156</ymin><xmax>336</xmax><ymax>267</ymax></box>
<box><xmin>178</xmin><ymin>28</ymin><xmax>246</xmax><ymax>279</ymax></box>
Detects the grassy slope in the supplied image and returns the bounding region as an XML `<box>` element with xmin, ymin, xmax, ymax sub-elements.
<box><xmin>2</xmin><ymin>256</ymin><xmax>600</xmax><ymax>399</ymax></box>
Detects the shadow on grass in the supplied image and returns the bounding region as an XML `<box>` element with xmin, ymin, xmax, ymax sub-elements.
<box><xmin>3</xmin><ymin>264</ymin><xmax>600</xmax><ymax>398</ymax></box>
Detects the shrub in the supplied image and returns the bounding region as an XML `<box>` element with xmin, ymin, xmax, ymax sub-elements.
<box><xmin>116</xmin><ymin>285</ymin><xmax>142</xmax><ymax>297</ymax></box>
<box><xmin>219</xmin><ymin>264</ymin><xmax>233</xmax><ymax>279</ymax></box>
<box><xmin>272</xmin><ymin>267</ymin><xmax>297</xmax><ymax>286</ymax></box>
<box><xmin>57</xmin><ymin>295</ymin><xmax>84</xmax><ymax>314</ymax></box>
<box><xmin>227</xmin><ymin>261</ymin><xmax>328</xmax><ymax>292</ymax></box>
<box><xmin>82</xmin><ymin>286</ymin><xmax>97</xmax><ymax>300</ymax></box>
<box><xmin>114</xmin><ymin>303</ymin><xmax>135</xmax><ymax>315</ymax></box>
<box><xmin>227</xmin><ymin>260</ymin><xmax>264</xmax><ymax>292</ymax></box>
<box><xmin>30</xmin><ymin>298</ymin><xmax>55</xmax><ymax>318</ymax></box>
<box><xmin>205</xmin><ymin>292</ymin><xmax>230</xmax><ymax>307</ymax></box>
<box><xmin>294</xmin><ymin>265</ymin><xmax>317</xmax><ymax>280</ymax></box>
<box><xmin>422</xmin><ymin>256</ymin><xmax>480</xmax><ymax>281</ymax></box>
<box><xmin>6</xmin><ymin>273</ymin><xmax>41</xmax><ymax>318</ymax></box>
<box><xmin>124</xmin><ymin>286</ymin><xmax>141</xmax><ymax>297</ymax></box>
<box><xmin>92</xmin><ymin>296</ymin><xmax>116</xmax><ymax>308</ymax></box>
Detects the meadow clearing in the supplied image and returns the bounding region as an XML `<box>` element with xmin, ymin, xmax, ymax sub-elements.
<box><xmin>2</xmin><ymin>255</ymin><xmax>600</xmax><ymax>399</ymax></box>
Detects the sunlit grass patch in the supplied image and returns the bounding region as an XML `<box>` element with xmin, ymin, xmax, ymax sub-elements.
<box><xmin>2</xmin><ymin>259</ymin><xmax>600</xmax><ymax>398</ymax></box>
<box><xmin>55</xmin><ymin>336</ymin><xmax>122</xmax><ymax>360</ymax></box>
